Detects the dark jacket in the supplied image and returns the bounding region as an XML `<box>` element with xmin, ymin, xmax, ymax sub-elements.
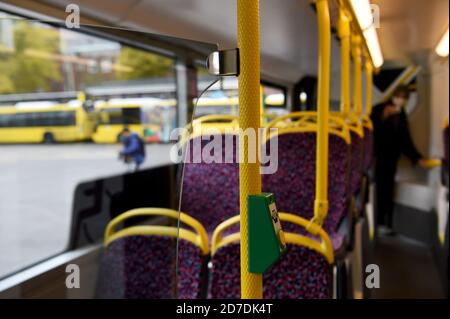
<box><xmin>371</xmin><ymin>102</ymin><xmax>422</xmax><ymax>165</ymax></box>
<box><xmin>121</xmin><ymin>133</ymin><xmax>145</xmax><ymax>164</ymax></box>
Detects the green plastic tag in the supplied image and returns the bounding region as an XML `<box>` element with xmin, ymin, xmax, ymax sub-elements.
<box><xmin>248</xmin><ymin>193</ymin><xmax>286</xmax><ymax>274</ymax></box>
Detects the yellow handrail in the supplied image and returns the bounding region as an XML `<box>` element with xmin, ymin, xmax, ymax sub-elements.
<box><xmin>103</xmin><ymin>208</ymin><xmax>209</xmax><ymax>255</ymax></box>
<box><xmin>237</xmin><ymin>0</ymin><xmax>263</xmax><ymax>299</ymax></box>
<box><xmin>185</xmin><ymin>114</ymin><xmax>240</xmax><ymax>140</ymax></box>
<box><xmin>193</xmin><ymin>114</ymin><xmax>239</xmax><ymax>125</ymax></box>
<box><xmin>265</xmin><ymin>112</ymin><xmax>351</xmax><ymax>144</ymax></box>
<box><xmin>211</xmin><ymin>215</ymin><xmax>241</xmax><ymax>255</ymax></box>
<box><xmin>314</xmin><ymin>0</ymin><xmax>331</xmax><ymax>227</ymax></box>
<box><xmin>352</xmin><ymin>34</ymin><xmax>363</xmax><ymax>118</ymax></box>
<box><xmin>338</xmin><ymin>7</ymin><xmax>351</xmax><ymax>117</ymax></box>
<box><xmin>365</xmin><ymin>61</ymin><xmax>373</xmax><ymax>117</ymax></box>
<box><xmin>421</xmin><ymin>159</ymin><xmax>442</xmax><ymax>169</ymax></box>
<box><xmin>332</xmin><ymin>111</ymin><xmax>365</xmax><ymax>138</ymax></box>
<box><xmin>211</xmin><ymin>213</ymin><xmax>334</xmax><ymax>264</ymax></box>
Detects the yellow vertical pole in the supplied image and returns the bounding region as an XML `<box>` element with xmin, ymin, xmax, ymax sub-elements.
<box><xmin>237</xmin><ymin>0</ymin><xmax>263</xmax><ymax>299</ymax></box>
<box><xmin>338</xmin><ymin>8</ymin><xmax>351</xmax><ymax>116</ymax></box>
<box><xmin>365</xmin><ymin>61</ymin><xmax>373</xmax><ymax>116</ymax></box>
<box><xmin>352</xmin><ymin>34</ymin><xmax>362</xmax><ymax>117</ymax></box>
<box><xmin>314</xmin><ymin>0</ymin><xmax>331</xmax><ymax>226</ymax></box>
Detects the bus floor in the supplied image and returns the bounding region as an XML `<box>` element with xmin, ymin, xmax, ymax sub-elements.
<box><xmin>371</xmin><ymin>234</ymin><xmax>446</xmax><ymax>298</ymax></box>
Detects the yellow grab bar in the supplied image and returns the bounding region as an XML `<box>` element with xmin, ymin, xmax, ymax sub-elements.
<box><xmin>314</xmin><ymin>0</ymin><xmax>331</xmax><ymax>227</ymax></box>
<box><xmin>238</xmin><ymin>0</ymin><xmax>263</xmax><ymax>299</ymax></box>
<box><xmin>211</xmin><ymin>215</ymin><xmax>241</xmax><ymax>255</ymax></box>
<box><xmin>365</xmin><ymin>61</ymin><xmax>373</xmax><ymax>117</ymax></box>
<box><xmin>362</xmin><ymin>115</ymin><xmax>374</xmax><ymax>131</ymax></box>
<box><xmin>352</xmin><ymin>34</ymin><xmax>363</xmax><ymax>117</ymax></box>
<box><xmin>421</xmin><ymin>159</ymin><xmax>442</xmax><ymax>169</ymax></box>
<box><xmin>265</xmin><ymin>111</ymin><xmax>351</xmax><ymax>145</ymax></box>
<box><xmin>211</xmin><ymin>213</ymin><xmax>334</xmax><ymax>264</ymax></box>
<box><xmin>193</xmin><ymin>114</ymin><xmax>239</xmax><ymax>125</ymax></box>
<box><xmin>279</xmin><ymin>212</ymin><xmax>334</xmax><ymax>264</ymax></box>
<box><xmin>104</xmin><ymin>208</ymin><xmax>209</xmax><ymax>255</ymax></box>
<box><xmin>338</xmin><ymin>8</ymin><xmax>351</xmax><ymax>117</ymax></box>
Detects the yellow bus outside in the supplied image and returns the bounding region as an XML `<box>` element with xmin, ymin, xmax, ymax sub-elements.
<box><xmin>0</xmin><ymin>104</ymin><xmax>95</xmax><ymax>143</ymax></box>
<box><xmin>92</xmin><ymin>104</ymin><xmax>147</xmax><ymax>144</ymax></box>
<box><xmin>92</xmin><ymin>99</ymin><xmax>179</xmax><ymax>144</ymax></box>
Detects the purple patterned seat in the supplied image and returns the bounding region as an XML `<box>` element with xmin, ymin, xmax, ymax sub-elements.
<box><xmin>209</xmin><ymin>241</ymin><xmax>332</xmax><ymax>299</ymax></box>
<box><xmin>181</xmin><ymin>134</ymin><xmax>240</xmax><ymax>235</ymax></box>
<box><xmin>262</xmin><ymin>132</ymin><xmax>351</xmax><ymax>251</ymax></box>
<box><xmin>96</xmin><ymin>236</ymin><xmax>204</xmax><ymax>299</ymax></box>
<box><xmin>350</xmin><ymin>131</ymin><xmax>364</xmax><ymax>196</ymax></box>
<box><xmin>363</xmin><ymin>127</ymin><xmax>374</xmax><ymax>173</ymax></box>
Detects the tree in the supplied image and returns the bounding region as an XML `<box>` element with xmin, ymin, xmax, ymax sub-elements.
<box><xmin>0</xmin><ymin>20</ymin><xmax>62</xmax><ymax>94</ymax></box>
<box><xmin>116</xmin><ymin>47</ymin><xmax>173</xmax><ymax>80</ymax></box>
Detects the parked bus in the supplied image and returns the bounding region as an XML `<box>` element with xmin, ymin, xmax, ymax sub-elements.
<box><xmin>91</xmin><ymin>98</ymin><xmax>177</xmax><ymax>144</ymax></box>
<box><xmin>0</xmin><ymin>103</ymin><xmax>95</xmax><ymax>143</ymax></box>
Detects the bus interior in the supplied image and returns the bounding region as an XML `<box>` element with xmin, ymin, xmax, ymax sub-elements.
<box><xmin>0</xmin><ymin>0</ymin><xmax>448</xmax><ymax>300</ymax></box>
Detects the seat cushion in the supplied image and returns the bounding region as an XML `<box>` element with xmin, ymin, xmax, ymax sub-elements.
<box><xmin>209</xmin><ymin>242</ymin><xmax>333</xmax><ymax>299</ymax></box>
<box><xmin>96</xmin><ymin>236</ymin><xmax>203</xmax><ymax>299</ymax></box>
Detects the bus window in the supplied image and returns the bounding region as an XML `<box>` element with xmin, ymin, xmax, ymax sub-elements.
<box><xmin>99</xmin><ymin>107</ymin><xmax>141</xmax><ymax>125</ymax></box>
<box><xmin>262</xmin><ymin>83</ymin><xmax>288</xmax><ymax>122</ymax></box>
<box><xmin>0</xmin><ymin>11</ymin><xmax>221</xmax><ymax>282</ymax></box>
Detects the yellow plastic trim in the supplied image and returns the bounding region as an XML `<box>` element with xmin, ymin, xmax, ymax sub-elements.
<box><xmin>104</xmin><ymin>208</ymin><xmax>209</xmax><ymax>255</ymax></box>
<box><xmin>238</xmin><ymin>0</ymin><xmax>263</xmax><ymax>299</ymax></box>
<box><xmin>443</xmin><ymin>117</ymin><xmax>449</xmax><ymax>129</ymax></box>
<box><xmin>211</xmin><ymin>213</ymin><xmax>334</xmax><ymax>264</ymax></box>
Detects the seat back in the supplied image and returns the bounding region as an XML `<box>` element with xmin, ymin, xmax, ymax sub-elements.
<box><xmin>363</xmin><ymin>126</ymin><xmax>374</xmax><ymax>173</ymax></box>
<box><xmin>209</xmin><ymin>214</ymin><xmax>334</xmax><ymax>299</ymax></box>
<box><xmin>181</xmin><ymin>133</ymin><xmax>239</xmax><ymax>234</ymax></box>
<box><xmin>96</xmin><ymin>209</ymin><xmax>208</xmax><ymax>299</ymax></box>
<box><xmin>262</xmin><ymin>129</ymin><xmax>351</xmax><ymax>235</ymax></box>
<box><xmin>350</xmin><ymin>130</ymin><xmax>364</xmax><ymax>195</ymax></box>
